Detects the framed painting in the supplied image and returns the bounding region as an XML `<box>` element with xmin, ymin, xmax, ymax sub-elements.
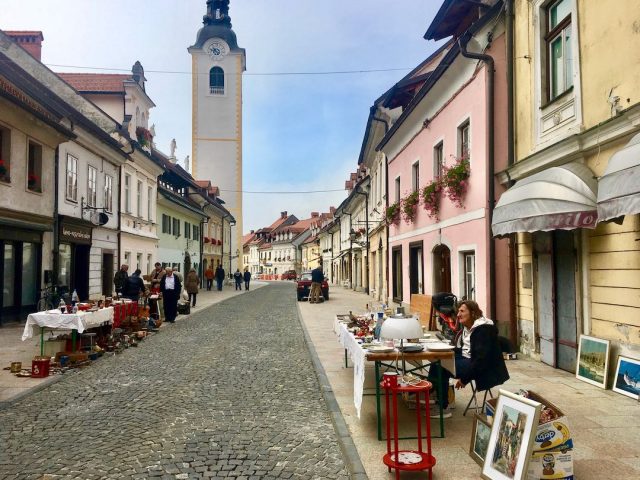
<box><xmin>576</xmin><ymin>334</ymin><xmax>610</xmax><ymax>389</ymax></box>
<box><xmin>482</xmin><ymin>390</ymin><xmax>541</xmax><ymax>480</ymax></box>
<box><xmin>612</xmin><ymin>355</ymin><xmax>640</xmax><ymax>400</ymax></box>
<box><xmin>470</xmin><ymin>413</ymin><xmax>492</xmax><ymax>466</ymax></box>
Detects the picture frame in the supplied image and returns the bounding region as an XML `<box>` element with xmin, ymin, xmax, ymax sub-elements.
<box><xmin>612</xmin><ymin>355</ymin><xmax>640</xmax><ymax>400</ymax></box>
<box><xmin>469</xmin><ymin>413</ymin><xmax>492</xmax><ymax>466</ymax></box>
<box><xmin>482</xmin><ymin>390</ymin><xmax>541</xmax><ymax>480</ymax></box>
<box><xmin>575</xmin><ymin>334</ymin><xmax>610</xmax><ymax>389</ymax></box>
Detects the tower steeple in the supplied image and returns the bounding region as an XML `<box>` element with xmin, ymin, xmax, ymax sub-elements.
<box><xmin>204</xmin><ymin>0</ymin><xmax>232</xmax><ymax>28</ymax></box>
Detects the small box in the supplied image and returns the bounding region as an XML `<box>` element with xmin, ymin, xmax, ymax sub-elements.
<box><xmin>527</xmin><ymin>449</ymin><xmax>574</xmax><ymax>479</ymax></box>
<box><xmin>31</xmin><ymin>356</ymin><xmax>51</xmax><ymax>378</ymax></box>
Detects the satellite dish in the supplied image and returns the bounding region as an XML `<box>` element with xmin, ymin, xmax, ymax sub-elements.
<box><xmin>90</xmin><ymin>212</ymin><xmax>109</xmax><ymax>226</ymax></box>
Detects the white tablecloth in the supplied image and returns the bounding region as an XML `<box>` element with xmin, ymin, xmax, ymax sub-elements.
<box><xmin>22</xmin><ymin>307</ymin><xmax>114</xmax><ymax>341</ymax></box>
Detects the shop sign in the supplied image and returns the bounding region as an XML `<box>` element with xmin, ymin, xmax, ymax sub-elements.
<box><xmin>60</xmin><ymin>222</ymin><xmax>92</xmax><ymax>245</ymax></box>
<box><xmin>547</xmin><ymin>211</ymin><xmax>597</xmax><ymax>230</ymax></box>
<box><xmin>0</xmin><ymin>75</ymin><xmax>56</xmax><ymax>121</ymax></box>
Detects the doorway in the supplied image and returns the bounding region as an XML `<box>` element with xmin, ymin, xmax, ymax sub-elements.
<box><xmin>391</xmin><ymin>246</ymin><xmax>403</xmax><ymax>302</ymax></box>
<box><xmin>432</xmin><ymin>244</ymin><xmax>451</xmax><ymax>293</ymax></box>
<box><xmin>102</xmin><ymin>252</ymin><xmax>114</xmax><ymax>296</ymax></box>
<box><xmin>73</xmin><ymin>244</ymin><xmax>90</xmax><ymax>301</ymax></box>
<box><xmin>534</xmin><ymin>231</ymin><xmax>578</xmax><ymax>372</ymax></box>
<box><xmin>409</xmin><ymin>242</ymin><xmax>424</xmax><ymax>295</ymax></box>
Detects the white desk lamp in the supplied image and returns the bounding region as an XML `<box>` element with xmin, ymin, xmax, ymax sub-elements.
<box><xmin>380</xmin><ymin>316</ymin><xmax>423</xmax><ymax>374</ymax></box>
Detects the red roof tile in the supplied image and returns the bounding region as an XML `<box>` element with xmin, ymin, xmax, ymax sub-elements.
<box><xmin>57</xmin><ymin>73</ymin><xmax>131</xmax><ymax>93</ymax></box>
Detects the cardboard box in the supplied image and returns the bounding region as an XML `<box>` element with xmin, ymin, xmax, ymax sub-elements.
<box><xmin>527</xmin><ymin>449</ymin><xmax>574</xmax><ymax>480</ymax></box>
<box><xmin>486</xmin><ymin>391</ymin><xmax>573</xmax><ymax>452</ymax></box>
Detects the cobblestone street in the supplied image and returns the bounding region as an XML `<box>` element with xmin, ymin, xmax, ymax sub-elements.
<box><xmin>0</xmin><ymin>284</ymin><xmax>350</xmax><ymax>480</ymax></box>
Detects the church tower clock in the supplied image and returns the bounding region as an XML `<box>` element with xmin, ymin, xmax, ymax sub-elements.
<box><xmin>188</xmin><ymin>0</ymin><xmax>245</xmax><ymax>270</ymax></box>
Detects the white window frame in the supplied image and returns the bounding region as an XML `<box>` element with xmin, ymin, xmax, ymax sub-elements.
<box><xmin>433</xmin><ymin>141</ymin><xmax>444</xmax><ymax>179</ymax></box>
<box><xmin>104</xmin><ymin>174</ymin><xmax>113</xmax><ymax>213</ymax></box>
<box><xmin>87</xmin><ymin>165</ymin><xmax>97</xmax><ymax>207</ymax></box>
<box><xmin>411</xmin><ymin>160</ymin><xmax>420</xmax><ymax>192</ymax></box>
<box><xmin>147</xmin><ymin>186</ymin><xmax>153</xmax><ymax>221</ymax></box>
<box><xmin>124</xmin><ymin>174</ymin><xmax>131</xmax><ymax>213</ymax></box>
<box><xmin>457</xmin><ymin>246</ymin><xmax>476</xmax><ymax>301</ymax></box>
<box><xmin>136</xmin><ymin>180</ymin><xmax>143</xmax><ymax>217</ymax></box>
<box><xmin>457</xmin><ymin>119</ymin><xmax>470</xmax><ymax>161</ymax></box>
<box><xmin>66</xmin><ymin>154</ymin><xmax>78</xmax><ymax>202</ymax></box>
<box><xmin>394</xmin><ymin>176</ymin><xmax>401</xmax><ymax>203</ymax></box>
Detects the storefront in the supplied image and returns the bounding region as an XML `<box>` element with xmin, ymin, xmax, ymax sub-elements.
<box><xmin>58</xmin><ymin>217</ymin><xmax>93</xmax><ymax>302</ymax></box>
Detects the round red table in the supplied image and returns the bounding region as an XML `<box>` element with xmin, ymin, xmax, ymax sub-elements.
<box><xmin>381</xmin><ymin>377</ymin><xmax>436</xmax><ymax>479</ymax></box>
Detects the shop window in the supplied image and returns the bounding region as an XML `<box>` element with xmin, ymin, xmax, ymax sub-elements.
<box><xmin>27</xmin><ymin>141</ymin><xmax>42</xmax><ymax>193</ymax></box>
<box><xmin>3</xmin><ymin>244</ymin><xmax>16</xmax><ymax>307</ymax></box>
<box><xmin>104</xmin><ymin>175</ymin><xmax>113</xmax><ymax>212</ymax></box>
<box><xmin>546</xmin><ymin>0</ymin><xmax>573</xmax><ymax>101</ymax></box>
<box><xmin>87</xmin><ymin>166</ymin><xmax>97</xmax><ymax>207</ymax></box>
<box><xmin>412</xmin><ymin>161</ymin><xmax>419</xmax><ymax>192</ymax></box>
<box><xmin>433</xmin><ymin>142</ymin><xmax>443</xmax><ymax>178</ymax></box>
<box><xmin>522</xmin><ymin>263</ymin><xmax>533</xmax><ymax>289</ymax></box>
<box><xmin>458</xmin><ymin>120</ymin><xmax>470</xmax><ymax>161</ymax></box>
<box><xmin>136</xmin><ymin>180</ymin><xmax>143</xmax><ymax>217</ymax></box>
<box><xmin>0</xmin><ymin>125</ymin><xmax>11</xmax><ymax>182</ymax></box>
<box><xmin>209</xmin><ymin>66</ymin><xmax>224</xmax><ymax>95</ymax></box>
<box><xmin>59</xmin><ymin>244</ymin><xmax>72</xmax><ymax>289</ymax></box>
<box><xmin>66</xmin><ymin>154</ymin><xmax>78</xmax><ymax>201</ymax></box>
<box><xmin>124</xmin><ymin>174</ymin><xmax>131</xmax><ymax>213</ymax></box>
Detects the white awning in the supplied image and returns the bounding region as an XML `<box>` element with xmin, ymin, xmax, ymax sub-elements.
<box><xmin>597</xmin><ymin>133</ymin><xmax>640</xmax><ymax>222</ymax></box>
<box><xmin>492</xmin><ymin>162</ymin><xmax>598</xmax><ymax>237</ymax></box>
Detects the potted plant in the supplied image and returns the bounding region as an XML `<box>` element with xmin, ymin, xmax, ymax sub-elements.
<box><xmin>421</xmin><ymin>179</ymin><xmax>442</xmax><ymax>219</ymax></box>
<box><xmin>385</xmin><ymin>202</ymin><xmax>401</xmax><ymax>226</ymax></box>
<box><xmin>442</xmin><ymin>155</ymin><xmax>470</xmax><ymax>208</ymax></box>
<box><xmin>0</xmin><ymin>159</ymin><xmax>7</xmax><ymax>179</ymax></box>
<box><xmin>135</xmin><ymin>126</ymin><xmax>153</xmax><ymax>147</ymax></box>
<box><xmin>27</xmin><ymin>173</ymin><xmax>40</xmax><ymax>191</ymax></box>
<box><xmin>401</xmin><ymin>191</ymin><xmax>420</xmax><ymax>223</ymax></box>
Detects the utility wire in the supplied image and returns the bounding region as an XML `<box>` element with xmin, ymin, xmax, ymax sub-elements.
<box><xmin>220</xmin><ymin>188</ymin><xmax>346</xmax><ymax>194</ymax></box>
<box><xmin>44</xmin><ymin>63</ymin><xmax>413</xmax><ymax>76</ymax></box>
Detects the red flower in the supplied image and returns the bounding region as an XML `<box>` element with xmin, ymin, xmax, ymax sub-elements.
<box><xmin>28</xmin><ymin>173</ymin><xmax>38</xmax><ymax>185</ymax></box>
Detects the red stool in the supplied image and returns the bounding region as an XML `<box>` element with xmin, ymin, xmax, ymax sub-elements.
<box><xmin>382</xmin><ymin>375</ymin><xmax>436</xmax><ymax>479</ymax></box>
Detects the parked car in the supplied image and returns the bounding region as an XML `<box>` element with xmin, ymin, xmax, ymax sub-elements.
<box><xmin>296</xmin><ymin>271</ymin><xmax>329</xmax><ymax>301</ymax></box>
<box><xmin>281</xmin><ymin>270</ymin><xmax>297</xmax><ymax>280</ymax></box>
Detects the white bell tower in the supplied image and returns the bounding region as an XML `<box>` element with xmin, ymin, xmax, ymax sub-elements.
<box><xmin>188</xmin><ymin>0</ymin><xmax>245</xmax><ymax>270</ymax></box>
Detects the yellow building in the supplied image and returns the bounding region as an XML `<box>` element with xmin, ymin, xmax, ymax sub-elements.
<box><xmin>494</xmin><ymin>0</ymin><xmax>640</xmax><ymax>373</ymax></box>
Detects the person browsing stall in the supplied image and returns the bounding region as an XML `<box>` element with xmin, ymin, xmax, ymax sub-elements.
<box><xmin>185</xmin><ymin>268</ymin><xmax>200</xmax><ymax>307</ymax></box>
<box><xmin>427</xmin><ymin>300</ymin><xmax>509</xmax><ymax>418</ymax></box>
<box><xmin>113</xmin><ymin>264</ymin><xmax>129</xmax><ymax>297</ymax></box>
<box><xmin>122</xmin><ymin>268</ymin><xmax>146</xmax><ymax>302</ymax></box>
<box><xmin>160</xmin><ymin>268</ymin><xmax>182</xmax><ymax>323</ymax></box>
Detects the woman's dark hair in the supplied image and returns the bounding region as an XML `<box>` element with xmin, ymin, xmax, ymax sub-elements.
<box><xmin>457</xmin><ymin>300</ymin><xmax>483</xmax><ymax>320</ymax></box>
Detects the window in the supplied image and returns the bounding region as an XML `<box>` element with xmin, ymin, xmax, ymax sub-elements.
<box><xmin>463</xmin><ymin>252</ymin><xmax>475</xmax><ymax>300</ymax></box>
<box><xmin>147</xmin><ymin>254</ymin><xmax>153</xmax><ymax>274</ymax></box>
<box><xmin>193</xmin><ymin>225</ymin><xmax>199</xmax><ymax>240</ymax></box>
<box><xmin>412</xmin><ymin>161</ymin><xmax>419</xmax><ymax>192</ymax></box>
<box><xmin>136</xmin><ymin>253</ymin><xmax>142</xmax><ymax>270</ymax></box>
<box><xmin>173</xmin><ymin>218</ymin><xmax>180</xmax><ymax>236</ymax></box>
<box><xmin>104</xmin><ymin>175</ymin><xmax>113</xmax><ymax>212</ymax></box>
<box><xmin>124</xmin><ymin>251</ymin><xmax>131</xmax><ymax>268</ymax></box>
<box><xmin>136</xmin><ymin>180</ymin><xmax>143</xmax><ymax>217</ymax></box>
<box><xmin>124</xmin><ymin>174</ymin><xmax>131</xmax><ymax>213</ymax></box>
<box><xmin>0</xmin><ymin>125</ymin><xmax>11</xmax><ymax>182</ymax></box>
<box><xmin>27</xmin><ymin>141</ymin><xmax>42</xmax><ymax>193</ymax></box>
<box><xmin>458</xmin><ymin>120</ymin><xmax>470</xmax><ymax>160</ymax></box>
<box><xmin>66</xmin><ymin>154</ymin><xmax>78</xmax><ymax>201</ymax></box>
<box><xmin>546</xmin><ymin>0</ymin><xmax>572</xmax><ymax>101</ymax></box>
<box><xmin>433</xmin><ymin>142</ymin><xmax>444</xmax><ymax>178</ymax></box>
<box><xmin>87</xmin><ymin>166</ymin><xmax>97</xmax><ymax>207</ymax></box>
<box><xmin>392</xmin><ymin>247</ymin><xmax>403</xmax><ymax>302</ymax></box>
<box><xmin>394</xmin><ymin>177</ymin><xmax>401</xmax><ymax>203</ymax></box>
<box><xmin>209</xmin><ymin>66</ymin><xmax>224</xmax><ymax>95</ymax></box>
<box><xmin>185</xmin><ymin>221</ymin><xmax>191</xmax><ymax>239</ymax></box>
<box><xmin>147</xmin><ymin>186</ymin><xmax>153</xmax><ymax>220</ymax></box>
<box><xmin>162</xmin><ymin>214</ymin><xmax>171</xmax><ymax>234</ymax></box>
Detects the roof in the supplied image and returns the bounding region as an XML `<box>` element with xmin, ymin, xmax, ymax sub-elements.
<box><xmin>4</xmin><ymin>30</ymin><xmax>43</xmax><ymax>39</ymax></box>
<box><xmin>242</xmin><ymin>232</ymin><xmax>256</xmax><ymax>246</ymax></box>
<box><xmin>424</xmin><ymin>0</ymin><xmax>497</xmax><ymax>41</ymax></box>
<box><xmin>57</xmin><ymin>73</ymin><xmax>131</xmax><ymax>93</ymax></box>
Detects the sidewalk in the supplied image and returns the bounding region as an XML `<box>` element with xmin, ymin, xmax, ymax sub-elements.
<box><xmin>0</xmin><ymin>281</ymin><xmax>268</xmax><ymax>404</ymax></box>
<box><xmin>297</xmin><ymin>285</ymin><xmax>640</xmax><ymax>480</ymax></box>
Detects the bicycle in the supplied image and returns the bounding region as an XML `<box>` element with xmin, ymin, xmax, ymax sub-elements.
<box><xmin>36</xmin><ymin>285</ymin><xmax>65</xmax><ymax>312</ymax></box>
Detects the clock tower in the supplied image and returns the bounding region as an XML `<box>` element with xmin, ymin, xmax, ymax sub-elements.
<box><xmin>188</xmin><ymin>0</ymin><xmax>245</xmax><ymax>270</ymax></box>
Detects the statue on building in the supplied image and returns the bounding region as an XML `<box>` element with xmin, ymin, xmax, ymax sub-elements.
<box><xmin>184</xmin><ymin>155</ymin><xmax>190</xmax><ymax>173</ymax></box>
<box><xmin>170</xmin><ymin>138</ymin><xmax>177</xmax><ymax>158</ymax></box>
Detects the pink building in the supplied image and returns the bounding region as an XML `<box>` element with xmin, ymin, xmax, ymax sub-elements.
<box><xmin>378</xmin><ymin>2</ymin><xmax>513</xmax><ymax>333</ymax></box>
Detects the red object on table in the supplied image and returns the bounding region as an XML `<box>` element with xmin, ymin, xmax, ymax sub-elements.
<box><xmin>113</xmin><ymin>303</ymin><xmax>123</xmax><ymax>328</ymax></box>
<box><xmin>382</xmin><ymin>378</ymin><xmax>436</xmax><ymax>480</ymax></box>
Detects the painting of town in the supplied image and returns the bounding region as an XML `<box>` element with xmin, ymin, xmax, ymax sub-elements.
<box><xmin>612</xmin><ymin>355</ymin><xmax>640</xmax><ymax>400</ymax></box>
<box><xmin>576</xmin><ymin>335</ymin><xmax>610</xmax><ymax>388</ymax></box>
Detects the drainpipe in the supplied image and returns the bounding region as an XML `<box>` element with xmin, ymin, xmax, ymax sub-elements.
<box><xmin>199</xmin><ymin>216</ymin><xmax>206</xmax><ymax>288</ymax></box>
<box><xmin>458</xmin><ymin>32</ymin><xmax>496</xmax><ymax>319</ymax></box>
<box><xmin>52</xmin><ymin>147</ymin><xmax>60</xmax><ymax>286</ymax></box>
<box><xmin>221</xmin><ymin>214</ymin><xmax>226</xmax><ymax>271</ymax></box>
<box><xmin>506</xmin><ymin>0</ymin><xmax>518</xmax><ymax>348</ymax></box>
<box><xmin>372</xmin><ymin>111</ymin><xmax>389</xmax><ymax>304</ymax></box>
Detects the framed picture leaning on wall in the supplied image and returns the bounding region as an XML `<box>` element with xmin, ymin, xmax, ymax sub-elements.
<box><xmin>612</xmin><ymin>355</ymin><xmax>640</xmax><ymax>400</ymax></box>
<box><xmin>470</xmin><ymin>413</ymin><xmax>492</xmax><ymax>466</ymax></box>
<box><xmin>482</xmin><ymin>390</ymin><xmax>541</xmax><ymax>480</ymax></box>
<box><xmin>576</xmin><ymin>334</ymin><xmax>610</xmax><ymax>389</ymax></box>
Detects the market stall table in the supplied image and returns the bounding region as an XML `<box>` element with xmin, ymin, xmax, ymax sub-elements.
<box><xmin>334</xmin><ymin>317</ymin><xmax>454</xmax><ymax>440</ymax></box>
<box><xmin>22</xmin><ymin>307</ymin><xmax>114</xmax><ymax>355</ymax></box>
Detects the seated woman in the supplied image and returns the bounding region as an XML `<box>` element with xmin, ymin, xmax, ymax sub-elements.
<box><xmin>427</xmin><ymin>300</ymin><xmax>509</xmax><ymax>418</ymax></box>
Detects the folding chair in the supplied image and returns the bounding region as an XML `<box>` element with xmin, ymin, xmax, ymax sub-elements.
<box><xmin>463</xmin><ymin>380</ymin><xmax>494</xmax><ymax>416</ymax></box>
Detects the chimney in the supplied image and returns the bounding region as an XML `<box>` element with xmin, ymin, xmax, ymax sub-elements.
<box><xmin>280</xmin><ymin>211</ymin><xmax>287</xmax><ymax>219</ymax></box>
<box><xmin>5</xmin><ymin>31</ymin><xmax>44</xmax><ymax>61</ymax></box>
<box><xmin>329</xmin><ymin>206</ymin><xmax>336</xmax><ymax>214</ymax></box>
<box><xmin>311</xmin><ymin>212</ymin><xmax>319</xmax><ymax>218</ymax></box>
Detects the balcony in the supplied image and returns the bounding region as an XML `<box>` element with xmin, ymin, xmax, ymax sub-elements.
<box><xmin>210</xmin><ymin>86</ymin><xmax>224</xmax><ymax>95</ymax></box>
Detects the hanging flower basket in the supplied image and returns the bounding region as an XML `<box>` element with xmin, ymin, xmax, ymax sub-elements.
<box><xmin>421</xmin><ymin>179</ymin><xmax>442</xmax><ymax>219</ymax></box>
<box><xmin>204</xmin><ymin>237</ymin><xmax>211</xmax><ymax>244</ymax></box>
<box><xmin>401</xmin><ymin>191</ymin><xmax>420</xmax><ymax>223</ymax></box>
<box><xmin>385</xmin><ymin>202</ymin><xmax>401</xmax><ymax>226</ymax></box>
<box><xmin>442</xmin><ymin>155</ymin><xmax>470</xmax><ymax>208</ymax></box>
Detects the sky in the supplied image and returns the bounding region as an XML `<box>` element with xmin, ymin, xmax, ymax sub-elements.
<box><xmin>2</xmin><ymin>0</ymin><xmax>445</xmax><ymax>232</ymax></box>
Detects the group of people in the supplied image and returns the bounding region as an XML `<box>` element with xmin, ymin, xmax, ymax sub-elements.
<box><xmin>204</xmin><ymin>265</ymin><xmax>252</xmax><ymax>291</ymax></box>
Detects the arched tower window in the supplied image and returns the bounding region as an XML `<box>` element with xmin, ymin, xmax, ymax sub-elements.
<box><xmin>209</xmin><ymin>67</ymin><xmax>224</xmax><ymax>95</ymax></box>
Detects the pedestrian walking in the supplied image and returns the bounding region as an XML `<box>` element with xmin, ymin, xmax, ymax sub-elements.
<box><xmin>233</xmin><ymin>269</ymin><xmax>242</xmax><ymax>290</ymax></box>
<box><xmin>243</xmin><ymin>268</ymin><xmax>251</xmax><ymax>290</ymax></box>
<box><xmin>160</xmin><ymin>268</ymin><xmax>182</xmax><ymax>323</ymax></box>
<box><xmin>122</xmin><ymin>268</ymin><xmax>146</xmax><ymax>302</ymax></box>
<box><xmin>113</xmin><ymin>264</ymin><xmax>128</xmax><ymax>297</ymax></box>
<box><xmin>309</xmin><ymin>264</ymin><xmax>323</xmax><ymax>304</ymax></box>
<box><xmin>185</xmin><ymin>268</ymin><xmax>200</xmax><ymax>307</ymax></box>
<box><xmin>215</xmin><ymin>263</ymin><xmax>225</xmax><ymax>291</ymax></box>
<box><xmin>204</xmin><ymin>265</ymin><xmax>214</xmax><ymax>291</ymax></box>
